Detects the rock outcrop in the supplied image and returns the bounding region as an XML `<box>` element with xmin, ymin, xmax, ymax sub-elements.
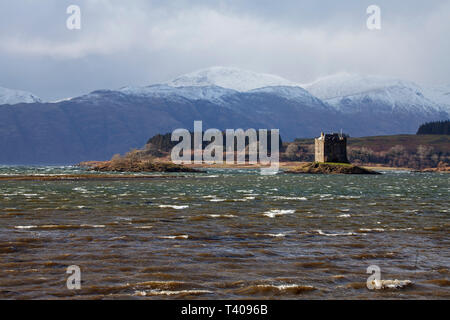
<box><xmin>79</xmin><ymin>160</ymin><xmax>201</xmax><ymax>173</ymax></box>
<box><xmin>285</xmin><ymin>162</ymin><xmax>380</xmax><ymax>174</ymax></box>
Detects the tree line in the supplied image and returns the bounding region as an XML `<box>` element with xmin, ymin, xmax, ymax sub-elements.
<box><xmin>417</xmin><ymin>120</ymin><xmax>450</xmax><ymax>135</ymax></box>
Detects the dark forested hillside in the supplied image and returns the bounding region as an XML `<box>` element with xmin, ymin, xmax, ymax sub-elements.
<box><xmin>417</xmin><ymin>120</ymin><xmax>450</xmax><ymax>135</ymax></box>
<box><xmin>147</xmin><ymin>131</ymin><xmax>283</xmax><ymax>152</ymax></box>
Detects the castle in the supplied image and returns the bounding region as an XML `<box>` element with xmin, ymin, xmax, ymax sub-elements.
<box><xmin>314</xmin><ymin>132</ymin><xmax>348</xmax><ymax>163</ymax></box>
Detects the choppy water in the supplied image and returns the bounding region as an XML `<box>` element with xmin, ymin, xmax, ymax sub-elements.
<box><xmin>0</xmin><ymin>166</ymin><xmax>449</xmax><ymax>299</ymax></box>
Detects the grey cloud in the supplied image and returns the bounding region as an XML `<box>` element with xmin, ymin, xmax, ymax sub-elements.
<box><xmin>0</xmin><ymin>0</ymin><xmax>449</xmax><ymax>100</ymax></box>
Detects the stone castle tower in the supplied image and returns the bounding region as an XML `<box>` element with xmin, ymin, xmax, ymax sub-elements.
<box><xmin>315</xmin><ymin>132</ymin><xmax>348</xmax><ymax>163</ymax></box>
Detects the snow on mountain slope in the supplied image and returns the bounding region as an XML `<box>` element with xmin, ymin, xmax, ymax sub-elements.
<box><xmin>327</xmin><ymin>85</ymin><xmax>442</xmax><ymax>114</ymax></box>
<box><xmin>118</xmin><ymin>84</ymin><xmax>237</xmax><ymax>103</ymax></box>
<box><xmin>117</xmin><ymin>82</ymin><xmax>327</xmax><ymax>109</ymax></box>
<box><xmin>164</xmin><ymin>68</ymin><xmax>449</xmax><ymax>115</ymax></box>
<box><xmin>166</xmin><ymin>66</ymin><xmax>298</xmax><ymax>92</ymax></box>
<box><xmin>421</xmin><ymin>84</ymin><xmax>450</xmax><ymax>112</ymax></box>
<box><xmin>302</xmin><ymin>73</ymin><xmax>422</xmax><ymax>100</ymax></box>
<box><xmin>248</xmin><ymin>86</ymin><xmax>327</xmax><ymax>106</ymax></box>
<box><xmin>0</xmin><ymin>86</ymin><xmax>42</xmax><ymax>105</ymax></box>
<box><xmin>303</xmin><ymin>73</ymin><xmax>447</xmax><ymax>114</ymax></box>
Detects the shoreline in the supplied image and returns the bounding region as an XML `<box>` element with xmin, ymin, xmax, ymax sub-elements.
<box><xmin>0</xmin><ymin>174</ymin><xmax>190</xmax><ymax>181</ymax></box>
<box><xmin>3</xmin><ymin>163</ymin><xmax>448</xmax><ymax>178</ymax></box>
<box><xmin>182</xmin><ymin>161</ymin><xmax>414</xmax><ymax>171</ymax></box>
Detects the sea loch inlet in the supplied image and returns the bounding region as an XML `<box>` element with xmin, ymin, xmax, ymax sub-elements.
<box><xmin>0</xmin><ymin>0</ymin><xmax>449</xmax><ymax>306</ymax></box>
<box><xmin>0</xmin><ymin>166</ymin><xmax>448</xmax><ymax>299</ymax></box>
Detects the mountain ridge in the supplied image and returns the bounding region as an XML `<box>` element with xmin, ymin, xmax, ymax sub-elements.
<box><xmin>0</xmin><ymin>67</ymin><xmax>449</xmax><ymax>164</ymax></box>
<box><xmin>4</xmin><ymin>67</ymin><xmax>449</xmax><ymax>112</ymax></box>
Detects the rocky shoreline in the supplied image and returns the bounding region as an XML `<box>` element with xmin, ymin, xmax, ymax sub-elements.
<box><xmin>0</xmin><ymin>174</ymin><xmax>188</xmax><ymax>181</ymax></box>
<box><xmin>414</xmin><ymin>165</ymin><xmax>450</xmax><ymax>173</ymax></box>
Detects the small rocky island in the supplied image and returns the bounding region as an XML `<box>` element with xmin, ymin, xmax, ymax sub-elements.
<box><xmin>79</xmin><ymin>160</ymin><xmax>200</xmax><ymax>173</ymax></box>
<box><xmin>285</xmin><ymin>132</ymin><xmax>380</xmax><ymax>174</ymax></box>
<box><xmin>285</xmin><ymin>162</ymin><xmax>380</xmax><ymax>174</ymax></box>
<box><xmin>78</xmin><ymin>148</ymin><xmax>201</xmax><ymax>173</ymax></box>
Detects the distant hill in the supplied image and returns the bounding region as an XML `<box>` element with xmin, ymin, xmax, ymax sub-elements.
<box><xmin>417</xmin><ymin>120</ymin><xmax>450</xmax><ymax>135</ymax></box>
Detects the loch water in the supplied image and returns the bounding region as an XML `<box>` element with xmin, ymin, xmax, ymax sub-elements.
<box><xmin>0</xmin><ymin>166</ymin><xmax>448</xmax><ymax>299</ymax></box>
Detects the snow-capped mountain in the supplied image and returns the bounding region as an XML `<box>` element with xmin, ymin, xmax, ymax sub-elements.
<box><xmin>91</xmin><ymin>68</ymin><xmax>449</xmax><ymax>116</ymax></box>
<box><xmin>97</xmin><ymin>68</ymin><xmax>311</xmax><ymax>106</ymax></box>
<box><xmin>0</xmin><ymin>86</ymin><xmax>41</xmax><ymax>105</ymax></box>
<box><xmin>302</xmin><ymin>73</ymin><xmax>449</xmax><ymax>114</ymax></box>
<box><xmin>166</xmin><ymin>66</ymin><xmax>298</xmax><ymax>92</ymax></box>
<box><xmin>1</xmin><ymin>67</ymin><xmax>449</xmax><ymax>164</ymax></box>
<box><xmin>74</xmin><ymin>68</ymin><xmax>448</xmax><ymax>138</ymax></box>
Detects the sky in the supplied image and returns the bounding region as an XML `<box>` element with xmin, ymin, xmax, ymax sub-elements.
<box><xmin>0</xmin><ymin>0</ymin><xmax>449</xmax><ymax>100</ymax></box>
